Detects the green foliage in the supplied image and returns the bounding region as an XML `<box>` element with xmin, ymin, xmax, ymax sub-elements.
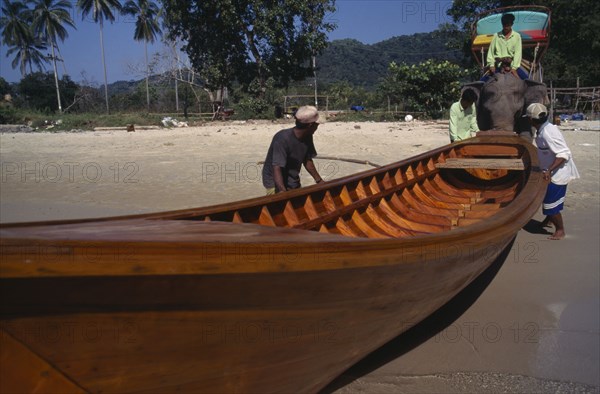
<box><xmin>162</xmin><ymin>0</ymin><xmax>336</xmax><ymax>94</ymax></box>
<box><xmin>446</xmin><ymin>0</ymin><xmax>500</xmax><ymax>31</ymax></box>
<box><xmin>77</xmin><ymin>0</ymin><xmax>123</xmax><ymax>112</ymax></box>
<box><xmin>1</xmin><ymin>77</ymin><xmax>18</xmax><ymax>123</ymax></box>
<box><xmin>231</xmin><ymin>77</ymin><xmax>280</xmax><ymax>119</ymax></box>
<box><xmin>378</xmin><ymin>59</ymin><xmax>468</xmax><ymax>118</ymax></box>
<box><xmin>1</xmin><ymin>0</ymin><xmax>75</xmax><ymax>83</ymax></box>
<box><xmin>0</xmin><ymin>110</ymin><xmax>10</xmax><ymax>124</ymax></box>
<box><xmin>0</xmin><ymin>0</ymin><xmax>49</xmax><ymax>76</ymax></box>
<box><xmin>0</xmin><ymin>105</ymin><xmax>19</xmax><ymax>123</ymax></box>
<box><xmin>122</xmin><ymin>0</ymin><xmax>162</xmax><ymax>110</ymax></box>
<box><xmin>0</xmin><ymin>109</ymin><xmax>190</xmax><ymax>130</ymax></box>
<box><xmin>0</xmin><ymin>0</ymin><xmax>32</xmax><ymax>46</ymax></box>
<box><xmin>77</xmin><ymin>0</ymin><xmax>122</xmax><ymax>23</ymax></box>
<box><xmin>51</xmin><ymin>112</ymin><xmax>164</xmax><ymax>129</ymax></box>
<box><xmin>68</xmin><ymin>84</ymin><xmax>105</xmax><ymax>113</ymax></box>
<box><xmin>316</xmin><ymin>32</ymin><xmax>466</xmax><ymax>89</ymax></box>
<box><xmin>330</xmin><ymin>110</ymin><xmax>396</xmax><ymax>122</ymax></box>
<box><xmin>540</xmin><ymin>0</ymin><xmax>600</xmax><ymax>86</ymax></box>
<box><xmin>31</xmin><ymin>0</ymin><xmax>75</xmax><ymax>44</ymax></box>
<box><xmin>234</xmin><ymin>97</ymin><xmax>272</xmax><ymax>119</ymax></box>
<box><xmin>122</xmin><ymin>0</ymin><xmax>161</xmax><ymax>43</ymax></box>
<box><xmin>0</xmin><ymin>77</ymin><xmax>12</xmax><ymax>95</ymax></box>
<box><xmin>111</xmin><ymin>82</ymin><xmax>145</xmax><ymax>111</ymax></box>
<box><xmin>4</xmin><ymin>0</ymin><xmax>597</xmax><ymax>120</ymax></box>
<box><xmin>322</xmin><ymin>81</ymin><xmax>376</xmax><ymax>110</ymax></box>
<box><xmin>17</xmin><ymin>72</ymin><xmax>78</xmax><ymax>112</ymax></box>
<box><xmin>324</xmin><ymin>81</ymin><xmax>355</xmax><ymax>109</ymax></box>
<box><xmin>31</xmin><ymin>0</ymin><xmax>76</xmax><ymax>112</ymax></box>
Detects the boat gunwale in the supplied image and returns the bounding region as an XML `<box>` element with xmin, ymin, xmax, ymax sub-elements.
<box><xmin>0</xmin><ymin>135</ymin><xmax>539</xmax><ymax>230</ymax></box>
<box><xmin>0</xmin><ymin>135</ymin><xmax>546</xmax><ymax>278</ymax></box>
<box><xmin>0</xmin><ymin>136</ymin><xmax>544</xmax><ymax>248</ymax></box>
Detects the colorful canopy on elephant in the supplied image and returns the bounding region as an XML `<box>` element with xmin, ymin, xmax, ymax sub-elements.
<box><xmin>471</xmin><ymin>6</ymin><xmax>551</xmax><ymax>81</ymax></box>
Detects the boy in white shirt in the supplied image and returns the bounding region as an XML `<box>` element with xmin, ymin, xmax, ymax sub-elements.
<box><xmin>526</xmin><ymin>103</ymin><xmax>580</xmax><ymax>240</ymax></box>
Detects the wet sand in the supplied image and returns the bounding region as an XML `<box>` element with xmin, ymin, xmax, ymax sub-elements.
<box><xmin>1</xmin><ymin>119</ymin><xmax>599</xmax><ymax>392</ymax></box>
<box><xmin>327</xmin><ymin>208</ymin><xmax>599</xmax><ymax>393</ymax></box>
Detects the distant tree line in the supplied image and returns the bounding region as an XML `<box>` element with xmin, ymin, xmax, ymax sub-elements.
<box><xmin>0</xmin><ymin>0</ymin><xmax>163</xmax><ymax>114</ymax></box>
<box><xmin>0</xmin><ymin>56</ymin><xmax>466</xmax><ymax>120</ymax></box>
<box><xmin>2</xmin><ymin>0</ymin><xmax>598</xmax><ymax>122</ymax></box>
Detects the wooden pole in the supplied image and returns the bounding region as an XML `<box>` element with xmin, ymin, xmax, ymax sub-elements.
<box><xmin>550</xmin><ymin>81</ymin><xmax>556</xmax><ymax>119</ymax></box>
<box><xmin>592</xmin><ymin>88</ymin><xmax>596</xmax><ymax>120</ymax></box>
<box><xmin>575</xmin><ymin>77</ymin><xmax>580</xmax><ymax>111</ymax></box>
<box><xmin>312</xmin><ymin>55</ymin><xmax>318</xmax><ymax>108</ymax></box>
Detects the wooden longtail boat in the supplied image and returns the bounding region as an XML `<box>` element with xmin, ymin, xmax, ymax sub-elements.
<box><xmin>1</xmin><ymin>135</ymin><xmax>545</xmax><ymax>393</ymax></box>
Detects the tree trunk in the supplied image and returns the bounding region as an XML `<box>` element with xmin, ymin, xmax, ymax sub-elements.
<box><xmin>50</xmin><ymin>41</ymin><xmax>63</xmax><ymax>114</ymax></box>
<box><xmin>172</xmin><ymin>43</ymin><xmax>180</xmax><ymax>112</ymax></box>
<box><xmin>244</xmin><ymin>28</ymin><xmax>266</xmax><ymax>98</ymax></box>
<box><xmin>99</xmin><ymin>20</ymin><xmax>110</xmax><ymax>114</ymax></box>
<box><xmin>183</xmin><ymin>82</ymin><xmax>189</xmax><ymax>119</ymax></box>
<box><xmin>20</xmin><ymin>51</ymin><xmax>26</xmax><ymax>78</ymax></box>
<box><xmin>145</xmin><ymin>40</ymin><xmax>150</xmax><ymax>112</ymax></box>
<box><xmin>174</xmin><ymin>78</ymin><xmax>179</xmax><ymax>112</ymax></box>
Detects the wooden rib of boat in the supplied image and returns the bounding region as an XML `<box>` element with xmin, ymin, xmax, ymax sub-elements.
<box><xmin>0</xmin><ymin>135</ymin><xmax>545</xmax><ymax>393</ymax></box>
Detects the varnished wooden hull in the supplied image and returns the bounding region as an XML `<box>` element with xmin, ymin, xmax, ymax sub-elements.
<box><xmin>0</xmin><ymin>136</ymin><xmax>545</xmax><ymax>393</ymax></box>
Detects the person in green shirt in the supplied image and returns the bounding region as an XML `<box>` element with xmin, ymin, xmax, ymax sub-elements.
<box><xmin>483</xmin><ymin>13</ymin><xmax>528</xmax><ymax>80</ymax></box>
<box><xmin>449</xmin><ymin>89</ymin><xmax>479</xmax><ymax>143</ymax></box>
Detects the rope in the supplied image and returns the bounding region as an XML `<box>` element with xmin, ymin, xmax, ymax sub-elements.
<box><xmin>258</xmin><ymin>157</ymin><xmax>382</xmax><ymax>168</ymax></box>
<box><xmin>531</xmin><ymin>43</ymin><xmax>540</xmax><ymax>81</ymax></box>
<box><xmin>481</xmin><ymin>47</ymin><xmax>486</xmax><ymax>75</ymax></box>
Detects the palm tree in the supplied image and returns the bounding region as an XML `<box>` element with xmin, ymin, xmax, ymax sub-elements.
<box><xmin>122</xmin><ymin>0</ymin><xmax>161</xmax><ymax>112</ymax></box>
<box><xmin>6</xmin><ymin>37</ymin><xmax>48</xmax><ymax>76</ymax></box>
<box><xmin>0</xmin><ymin>0</ymin><xmax>36</xmax><ymax>76</ymax></box>
<box><xmin>77</xmin><ymin>0</ymin><xmax>122</xmax><ymax>113</ymax></box>
<box><xmin>31</xmin><ymin>0</ymin><xmax>75</xmax><ymax>113</ymax></box>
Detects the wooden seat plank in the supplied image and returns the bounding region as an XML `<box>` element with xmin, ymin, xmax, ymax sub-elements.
<box><xmin>436</xmin><ymin>158</ymin><xmax>524</xmax><ymax>170</ymax></box>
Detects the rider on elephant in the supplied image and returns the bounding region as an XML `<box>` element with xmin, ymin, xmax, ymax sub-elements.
<box><xmin>482</xmin><ymin>13</ymin><xmax>528</xmax><ymax>81</ymax></box>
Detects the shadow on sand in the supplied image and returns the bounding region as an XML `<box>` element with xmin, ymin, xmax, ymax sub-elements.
<box><xmin>522</xmin><ymin>218</ymin><xmax>552</xmax><ymax>235</ymax></box>
<box><xmin>320</xmin><ymin>237</ymin><xmax>516</xmax><ymax>393</ymax></box>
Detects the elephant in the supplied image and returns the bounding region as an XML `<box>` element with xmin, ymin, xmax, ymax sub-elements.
<box><xmin>463</xmin><ymin>73</ymin><xmax>547</xmax><ymax>140</ymax></box>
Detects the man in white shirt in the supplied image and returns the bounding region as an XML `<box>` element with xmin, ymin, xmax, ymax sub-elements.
<box><xmin>526</xmin><ymin>103</ymin><xmax>580</xmax><ymax>240</ymax></box>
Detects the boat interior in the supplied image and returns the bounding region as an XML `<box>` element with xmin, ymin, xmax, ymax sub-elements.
<box><xmin>161</xmin><ymin>142</ymin><xmax>531</xmax><ymax>239</ymax></box>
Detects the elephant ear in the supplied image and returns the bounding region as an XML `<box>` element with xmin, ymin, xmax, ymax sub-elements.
<box><xmin>520</xmin><ymin>80</ymin><xmax>548</xmax><ymax>137</ymax></box>
<box><xmin>462</xmin><ymin>81</ymin><xmax>484</xmax><ymax>91</ymax></box>
<box><xmin>525</xmin><ymin>80</ymin><xmax>545</xmax><ymax>88</ymax></box>
<box><xmin>524</xmin><ymin>80</ymin><xmax>549</xmax><ymax>106</ymax></box>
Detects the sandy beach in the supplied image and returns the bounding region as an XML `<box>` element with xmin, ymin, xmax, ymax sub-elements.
<box><xmin>1</xmin><ymin>119</ymin><xmax>599</xmax><ymax>392</ymax></box>
<box><xmin>0</xmin><ymin>119</ymin><xmax>453</xmax><ymax>222</ymax></box>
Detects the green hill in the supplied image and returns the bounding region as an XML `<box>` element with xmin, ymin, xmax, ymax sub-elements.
<box><xmin>103</xmin><ymin>30</ymin><xmax>465</xmax><ymax>95</ymax></box>
<box><xmin>316</xmin><ymin>31</ymin><xmax>466</xmax><ymax>88</ymax></box>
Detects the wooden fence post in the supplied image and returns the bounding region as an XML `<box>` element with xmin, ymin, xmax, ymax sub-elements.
<box><xmin>548</xmin><ymin>81</ymin><xmax>556</xmax><ymax>119</ymax></box>
<box><xmin>575</xmin><ymin>77</ymin><xmax>580</xmax><ymax>111</ymax></box>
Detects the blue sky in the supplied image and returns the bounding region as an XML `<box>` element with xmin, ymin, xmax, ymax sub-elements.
<box><xmin>0</xmin><ymin>0</ymin><xmax>454</xmax><ymax>84</ymax></box>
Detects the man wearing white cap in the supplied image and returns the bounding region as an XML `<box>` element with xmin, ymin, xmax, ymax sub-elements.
<box><xmin>526</xmin><ymin>103</ymin><xmax>580</xmax><ymax>240</ymax></box>
<box><xmin>262</xmin><ymin>106</ymin><xmax>324</xmax><ymax>194</ymax></box>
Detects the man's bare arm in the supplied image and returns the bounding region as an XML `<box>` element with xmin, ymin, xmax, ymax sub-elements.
<box><xmin>304</xmin><ymin>159</ymin><xmax>323</xmax><ymax>184</ymax></box>
<box><xmin>273</xmin><ymin>166</ymin><xmax>287</xmax><ymax>192</ymax></box>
